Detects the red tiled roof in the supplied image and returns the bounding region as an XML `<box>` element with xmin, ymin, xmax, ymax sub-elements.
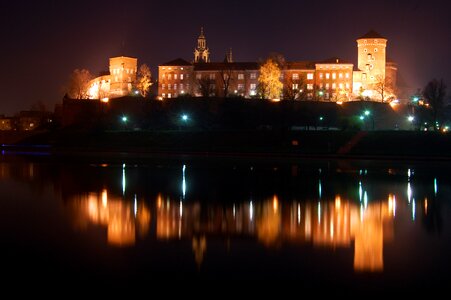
<box><xmin>160</xmin><ymin>58</ymin><xmax>192</xmax><ymax>66</ymax></box>
<box><xmin>194</xmin><ymin>62</ymin><xmax>259</xmax><ymax>71</ymax></box>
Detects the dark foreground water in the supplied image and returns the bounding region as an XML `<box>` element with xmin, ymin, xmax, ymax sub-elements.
<box><xmin>1</xmin><ymin>154</ymin><xmax>450</xmax><ymax>288</ymax></box>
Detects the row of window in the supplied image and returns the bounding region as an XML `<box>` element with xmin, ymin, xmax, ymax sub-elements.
<box><xmin>162</xmin><ymin>73</ymin><xmax>189</xmax><ymax>80</ymax></box>
<box><xmin>111</xmin><ymin>68</ymin><xmax>135</xmax><ymax>75</ymax></box>
<box><xmin>161</xmin><ymin>83</ymin><xmax>258</xmax><ymax>91</ymax></box>
<box><xmin>318</xmin><ymin>72</ymin><xmax>350</xmax><ymax>80</ymax></box>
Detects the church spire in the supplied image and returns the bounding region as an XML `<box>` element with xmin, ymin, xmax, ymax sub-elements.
<box><xmin>194</xmin><ymin>27</ymin><xmax>210</xmax><ymax>63</ymax></box>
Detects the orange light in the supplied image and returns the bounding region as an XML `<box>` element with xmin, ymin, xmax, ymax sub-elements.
<box><xmin>273</xmin><ymin>195</ymin><xmax>279</xmax><ymax>212</ymax></box>
<box><xmin>336</xmin><ymin>101</ymin><xmax>343</xmax><ymax>105</ymax></box>
<box><xmin>335</xmin><ymin>196</ymin><xmax>341</xmax><ymax>209</ymax></box>
<box><xmin>101</xmin><ymin>97</ymin><xmax>109</xmax><ymax>103</ymax></box>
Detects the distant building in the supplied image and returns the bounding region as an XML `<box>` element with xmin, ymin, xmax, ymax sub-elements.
<box><xmin>0</xmin><ymin>116</ymin><xmax>14</xmax><ymax>130</ymax></box>
<box><xmin>87</xmin><ymin>56</ymin><xmax>138</xmax><ymax>100</ymax></box>
<box><xmin>158</xmin><ymin>29</ymin><xmax>397</xmax><ymax>102</ymax></box>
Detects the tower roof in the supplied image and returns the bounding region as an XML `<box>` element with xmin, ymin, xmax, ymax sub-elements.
<box><xmin>199</xmin><ymin>27</ymin><xmax>205</xmax><ymax>38</ymax></box>
<box><xmin>358</xmin><ymin>30</ymin><xmax>386</xmax><ymax>40</ymax></box>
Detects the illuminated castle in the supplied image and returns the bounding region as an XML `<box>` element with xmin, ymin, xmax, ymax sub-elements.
<box><xmin>87</xmin><ymin>56</ymin><xmax>138</xmax><ymax>100</ymax></box>
<box><xmin>158</xmin><ymin>29</ymin><xmax>397</xmax><ymax>102</ymax></box>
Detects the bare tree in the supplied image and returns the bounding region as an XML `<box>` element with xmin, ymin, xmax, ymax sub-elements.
<box><xmin>283</xmin><ymin>76</ymin><xmax>306</xmax><ymax>100</ymax></box>
<box><xmin>218</xmin><ymin>63</ymin><xmax>234</xmax><ymax>97</ymax></box>
<box><xmin>136</xmin><ymin>64</ymin><xmax>153</xmax><ymax>97</ymax></box>
<box><xmin>423</xmin><ymin>78</ymin><xmax>447</xmax><ymax>131</ymax></box>
<box><xmin>374</xmin><ymin>74</ymin><xmax>395</xmax><ymax>102</ymax></box>
<box><xmin>197</xmin><ymin>77</ymin><xmax>215</xmax><ymax>97</ymax></box>
<box><xmin>67</xmin><ymin>69</ymin><xmax>93</xmax><ymax>99</ymax></box>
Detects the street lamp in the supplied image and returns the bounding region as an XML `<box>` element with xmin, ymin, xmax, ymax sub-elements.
<box><xmin>181</xmin><ymin>114</ymin><xmax>189</xmax><ymax>122</ymax></box>
<box><xmin>121</xmin><ymin>116</ymin><xmax>128</xmax><ymax>123</ymax></box>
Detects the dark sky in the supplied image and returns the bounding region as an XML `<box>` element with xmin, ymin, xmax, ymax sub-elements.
<box><xmin>0</xmin><ymin>0</ymin><xmax>450</xmax><ymax>114</ymax></box>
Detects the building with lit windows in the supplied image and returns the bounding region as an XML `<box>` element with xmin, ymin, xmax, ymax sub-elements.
<box><xmin>87</xmin><ymin>56</ymin><xmax>138</xmax><ymax>100</ymax></box>
<box><xmin>158</xmin><ymin>29</ymin><xmax>397</xmax><ymax>102</ymax></box>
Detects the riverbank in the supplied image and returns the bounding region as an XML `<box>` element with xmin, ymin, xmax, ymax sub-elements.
<box><xmin>3</xmin><ymin>129</ymin><xmax>451</xmax><ymax>161</ymax></box>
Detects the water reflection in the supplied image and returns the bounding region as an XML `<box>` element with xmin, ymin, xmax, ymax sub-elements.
<box><xmin>68</xmin><ymin>189</ymin><xmax>151</xmax><ymax>246</ymax></box>
<box><xmin>0</xmin><ymin>159</ymin><xmax>449</xmax><ymax>279</ymax></box>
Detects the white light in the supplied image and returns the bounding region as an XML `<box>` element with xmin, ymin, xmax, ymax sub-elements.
<box><xmin>412</xmin><ymin>199</ymin><xmax>416</xmax><ymax>221</ymax></box>
<box><xmin>318</xmin><ymin>202</ymin><xmax>321</xmax><ymax>224</ymax></box>
<box><xmin>297</xmin><ymin>204</ymin><xmax>301</xmax><ymax>224</ymax></box>
<box><xmin>407</xmin><ymin>182</ymin><xmax>412</xmax><ymax>203</ymax></box>
<box><xmin>233</xmin><ymin>204</ymin><xmax>236</xmax><ymax>218</ymax></box>
<box><xmin>364</xmin><ymin>191</ymin><xmax>368</xmax><ymax>209</ymax></box>
<box><xmin>434</xmin><ymin>178</ymin><xmax>438</xmax><ymax>195</ymax></box>
<box><xmin>250</xmin><ymin>201</ymin><xmax>253</xmax><ymax>221</ymax></box>
<box><xmin>179</xmin><ymin>201</ymin><xmax>183</xmax><ymax>217</ymax></box>
<box><xmin>134</xmin><ymin>194</ymin><xmax>137</xmax><ymax>217</ymax></box>
<box><xmin>318</xmin><ymin>180</ymin><xmax>322</xmax><ymax>199</ymax></box>
<box><xmin>182</xmin><ymin>164</ymin><xmax>186</xmax><ymax>199</ymax></box>
<box><xmin>122</xmin><ymin>163</ymin><xmax>126</xmax><ymax>195</ymax></box>
<box><xmin>359</xmin><ymin>181</ymin><xmax>363</xmax><ymax>202</ymax></box>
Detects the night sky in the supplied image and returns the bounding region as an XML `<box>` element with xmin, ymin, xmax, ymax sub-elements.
<box><xmin>0</xmin><ymin>0</ymin><xmax>450</xmax><ymax>114</ymax></box>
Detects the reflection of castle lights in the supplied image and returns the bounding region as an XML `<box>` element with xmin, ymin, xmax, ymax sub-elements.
<box><xmin>272</xmin><ymin>195</ymin><xmax>279</xmax><ymax>212</ymax></box>
<box><xmin>388</xmin><ymin>194</ymin><xmax>396</xmax><ymax>217</ymax></box>
<box><xmin>297</xmin><ymin>204</ymin><xmax>301</xmax><ymax>224</ymax></box>
<box><xmin>102</xmin><ymin>189</ymin><xmax>108</xmax><ymax>207</ymax></box>
<box><xmin>412</xmin><ymin>199</ymin><xmax>416</xmax><ymax>221</ymax></box>
<box><xmin>424</xmin><ymin>198</ymin><xmax>428</xmax><ymax>215</ymax></box>
<box><xmin>250</xmin><ymin>201</ymin><xmax>254</xmax><ymax>221</ymax></box>
<box><xmin>434</xmin><ymin>178</ymin><xmax>438</xmax><ymax>195</ymax></box>
<box><xmin>335</xmin><ymin>196</ymin><xmax>341</xmax><ymax>209</ymax></box>
<box><xmin>407</xmin><ymin>182</ymin><xmax>412</xmax><ymax>203</ymax></box>
<box><xmin>122</xmin><ymin>163</ymin><xmax>126</xmax><ymax>195</ymax></box>
<box><xmin>182</xmin><ymin>165</ymin><xmax>186</xmax><ymax>200</ymax></box>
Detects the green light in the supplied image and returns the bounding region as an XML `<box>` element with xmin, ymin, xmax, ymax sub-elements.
<box><xmin>121</xmin><ymin>116</ymin><xmax>128</xmax><ymax>123</ymax></box>
<box><xmin>364</xmin><ymin>110</ymin><xmax>370</xmax><ymax>116</ymax></box>
<box><xmin>319</xmin><ymin>116</ymin><xmax>324</xmax><ymax>121</ymax></box>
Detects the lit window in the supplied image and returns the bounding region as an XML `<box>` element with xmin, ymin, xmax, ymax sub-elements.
<box><xmin>325</xmin><ymin>93</ymin><xmax>329</xmax><ymax>99</ymax></box>
<box><xmin>168</xmin><ymin>84</ymin><xmax>171</xmax><ymax>90</ymax></box>
<box><xmin>292</xmin><ymin>73</ymin><xmax>299</xmax><ymax>80</ymax></box>
<box><xmin>238</xmin><ymin>74</ymin><xmax>244</xmax><ymax>80</ymax></box>
<box><xmin>307</xmin><ymin>84</ymin><xmax>313</xmax><ymax>90</ymax></box>
<box><xmin>180</xmin><ymin>83</ymin><xmax>184</xmax><ymax>90</ymax></box>
<box><xmin>115</xmin><ymin>76</ymin><xmax>118</xmax><ymax>82</ymax></box>
<box><xmin>162</xmin><ymin>74</ymin><xmax>166</xmax><ymax>79</ymax></box>
<box><xmin>292</xmin><ymin>84</ymin><xmax>299</xmax><ymax>90</ymax></box>
<box><xmin>162</xmin><ymin>84</ymin><xmax>166</xmax><ymax>89</ymax></box>
<box><xmin>332</xmin><ymin>83</ymin><xmax>336</xmax><ymax>89</ymax></box>
<box><xmin>325</xmin><ymin>83</ymin><xmax>330</xmax><ymax>89</ymax></box>
<box><xmin>339</xmin><ymin>73</ymin><xmax>343</xmax><ymax>78</ymax></box>
<box><xmin>332</xmin><ymin>73</ymin><xmax>336</xmax><ymax>79</ymax></box>
<box><xmin>326</xmin><ymin>73</ymin><xmax>330</xmax><ymax>79</ymax></box>
<box><xmin>345</xmin><ymin>83</ymin><xmax>350</xmax><ymax>89</ymax></box>
<box><xmin>180</xmin><ymin>74</ymin><xmax>184</xmax><ymax>80</ymax></box>
<box><xmin>345</xmin><ymin>73</ymin><xmax>349</xmax><ymax>79</ymax></box>
<box><xmin>168</xmin><ymin>74</ymin><xmax>172</xmax><ymax>80</ymax></box>
<box><xmin>174</xmin><ymin>84</ymin><xmax>177</xmax><ymax>90</ymax></box>
<box><xmin>174</xmin><ymin>74</ymin><xmax>178</xmax><ymax>80</ymax></box>
<box><xmin>250</xmin><ymin>83</ymin><xmax>256</xmax><ymax>90</ymax></box>
<box><xmin>196</xmin><ymin>74</ymin><xmax>202</xmax><ymax>80</ymax></box>
<box><xmin>238</xmin><ymin>83</ymin><xmax>245</xmax><ymax>90</ymax></box>
<box><xmin>168</xmin><ymin>93</ymin><xmax>172</xmax><ymax>98</ymax></box>
<box><xmin>250</xmin><ymin>73</ymin><xmax>257</xmax><ymax>79</ymax></box>
<box><xmin>307</xmin><ymin>73</ymin><xmax>314</xmax><ymax>80</ymax></box>
<box><xmin>319</xmin><ymin>73</ymin><xmax>324</xmax><ymax>79</ymax></box>
<box><xmin>339</xmin><ymin>83</ymin><xmax>343</xmax><ymax>89</ymax></box>
<box><xmin>209</xmin><ymin>73</ymin><xmax>215</xmax><ymax>80</ymax></box>
<box><xmin>319</xmin><ymin>83</ymin><xmax>323</xmax><ymax>89</ymax></box>
<box><xmin>162</xmin><ymin>93</ymin><xmax>166</xmax><ymax>98</ymax></box>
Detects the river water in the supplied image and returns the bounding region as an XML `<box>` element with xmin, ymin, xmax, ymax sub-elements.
<box><xmin>1</xmin><ymin>154</ymin><xmax>450</xmax><ymax>288</ymax></box>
